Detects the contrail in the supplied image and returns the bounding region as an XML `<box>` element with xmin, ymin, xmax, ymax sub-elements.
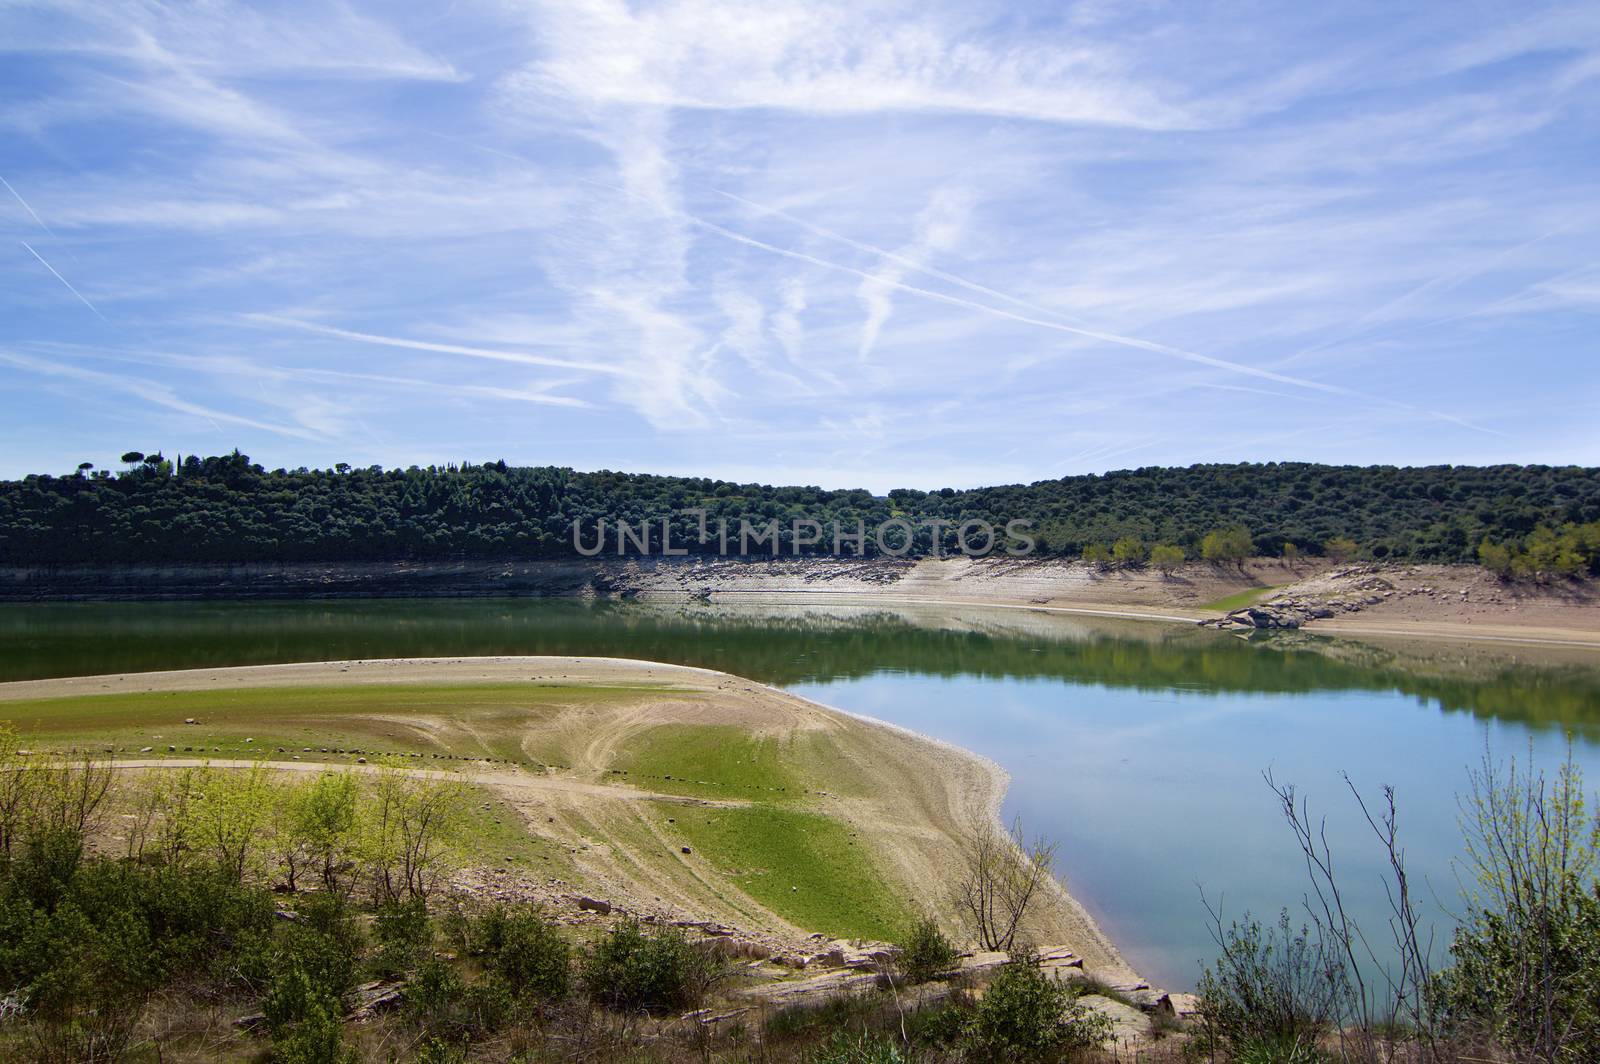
<box><xmin>246</xmin><ymin>315</ymin><xmax>636</xmax><ymax>377</ymax></box>
<box><xmin>686</xmin><ymin>215</ymin><xmax>1354</xmax><ymax>394</ymax></box>
<box><xmin>0</xmin><ymin>174</ymin><xmax>57</xmax><ymax>237</ymax></box>
<box><xmin>20</xmin><ymin>241</ymin><xmax>107</xmax><ymax>321</ymax></box>
<box><xmin>712</xmin><ymin>187</ymin><xmax>1088</xmax><ymax>325</ymax></box>
<box><xmin>684</xmin><ymin>215</ymin><xmax>1507</xmax><ymax>436</ymax></box>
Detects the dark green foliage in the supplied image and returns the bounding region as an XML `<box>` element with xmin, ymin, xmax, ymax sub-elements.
<box><xmin>580</xmin><ymin>919</ymin><xmax>723</xmax><ymax>1013</ymax></box>
<box><xmin>483</xmin><ymin>906</ymin><xmax>570</xmax><ymax>1002</ymax></box>
<box><xmin>268</xmin><ymin>999</ymin><xmax>356</xmax><ymax>1064</ymax></box>
<box><xmin>1437</xmin><ymin>889</ymin><xmax>1600</xmax><ymax>1061</ymax></box>
<box><xmin>372</xmin><ymin>897</ymin><xmax>432</xmax><ymax>977</ymax></box>
<box><xmin>4</xmin><ymin>452</ymin><xmax>1598</xmax><ymax>565</ymax></box>
<box><xmin>269</xmin><ymin>893</ymin><xmax>365</xmax><ymax>1020</ymax></box>
<box><xmin>960</xmin><ymin>958</ymin><xmax>1112</xmax><ymax>1061</ymax></box>
<box><xmin>895</xmin><ymin>914</ymin><xmax>957</xmax><ymax>983</ymax></box>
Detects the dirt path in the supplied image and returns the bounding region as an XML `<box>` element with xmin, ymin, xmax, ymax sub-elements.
<box><xmin>102</xmin><ymin>757</ymin><xmax>748</xmax><ymax>807</ymax></box>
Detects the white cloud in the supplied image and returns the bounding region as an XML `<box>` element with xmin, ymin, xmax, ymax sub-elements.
<box><xmin>510</xmin><ymin>0</ymin><xmax>1195</xmax><ymax>129</ymax></box>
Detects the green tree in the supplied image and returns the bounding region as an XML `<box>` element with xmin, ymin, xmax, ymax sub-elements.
<box><xmin>362</xmin><ymin>764</ymin><xmax>460</xmax><ymax>904</ymax></box>
<box><xmin>1478</xmin><ymin>537</ymin><xmax>1514</xmax><ymax>578</ymax></box>
<box><xmin>1202</xmin><ymin>526</ymin><xmax>1253</xmax><ymax>564</ymax></box>
<box><xmin>193</xmin><ymin>762</ymin><xmax>275</xmax><ymax>881</ymax></box>
<box><xmin>289</xmin><ymin>773</ymin><xmax>359</xmax><ymax>894</ymax></box>
<box><xmin>1323</xmin><ymin>536</ymin><xmax>1357</xmax><ymax>564</ymax></box>
<box><xmin>1112</xmin><ymin>536</ymin><xmax>1147</xmax><ymax>566</ymax></box>
<box><xmin>1081</xmin><ymin>543</ymin><xmax>1111</xmax><ymax>567</ymax></box>
<box><xmin>1150</xmin><ymin>543</ymin><xmax>1185</xmax><ymax>576</ymax></box>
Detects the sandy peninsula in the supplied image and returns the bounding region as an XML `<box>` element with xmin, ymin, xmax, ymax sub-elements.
<box><xmin>0</xmin><ymin>655</ymin><xmax>1133</xmax><ymax>980</ymax></box>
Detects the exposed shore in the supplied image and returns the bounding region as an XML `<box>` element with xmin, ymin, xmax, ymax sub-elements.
<box><xmin>0</xmin><ymin>655</ymin><xmax>1135</xmax><ymax>981</ymax></box>
<box><xmin>5</xmin><ymin>555</ymin><xmax>1598</xmax><ymax>649</ymax></box>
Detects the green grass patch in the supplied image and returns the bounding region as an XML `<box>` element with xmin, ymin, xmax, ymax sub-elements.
<box><xmin>0</xmin><ymin>682</ymin><xmax>671</xmax><ymax>765</ymax></box>
<box><xmin>665</xmin><ymin>804</ymin><xmax>902</xmax><ymax>940</ymax></box>
<box><xmin>451</xmin><ymin>783</ymin><xmax>576</xmax><ymax>881</ymax></box>
<box><xmin>612</xmin><ymin>723</ymin><xmax>803</xmax><ymax>801</ymax></box>
<box><xmin>1200</xmin><ymin>586</ymin><xmax>1282</xmax><ymax>613</ymax></box>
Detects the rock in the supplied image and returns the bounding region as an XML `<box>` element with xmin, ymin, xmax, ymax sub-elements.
<box><xmin>577</xmin><ymin>896</ymin><xmax>612</xmax><ymax>915</ymax></box>
<box><xmin>347</xmin><ymin>979</ymin><xmax>405</xmax><ymax>1020</ymax></box>
<box><xmin>1081</xmin><ymin>995</ymin><xmax>1150</xmax><ymax>1047</ymax></box>
<box><xmin>1158</xmin><ymin>991</ymin><xmax>1201</xmax><ymax>1022</ymax></box>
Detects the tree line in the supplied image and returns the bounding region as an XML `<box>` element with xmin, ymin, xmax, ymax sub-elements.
<box><xmin>2</xmin><ymin>450</ymin><xmax>1597</xmax><ymax>567</ymax></box>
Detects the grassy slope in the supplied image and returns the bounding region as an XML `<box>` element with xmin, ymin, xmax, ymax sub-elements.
<box><xmin>3</xmin><ymin>683</ymin><xmax>907</xmax><ymax>939</ymax></box>
<box><xmin>1199</xmin><ymin>585</ymin><xmax>1282</xmax><ymax>612</ymax></box>
<box><xmin>0</xmin><ymin>683</ymin><xmax>663</xmax><ymax>764</ymax></box>
<box><xmin>667</xmin><ymin>804</ymin><xmax>901</xmax><ymax>940</ymax></box>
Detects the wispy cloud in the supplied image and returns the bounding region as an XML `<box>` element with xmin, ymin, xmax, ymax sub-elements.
<box><xmin>1</xmin><ymin>0</ymin><xmax>1594</xmax><ymax>480</ymax></box>
<box><xmin>513</xmin><ymin>0</ymin><xmax>1197</xmax><ymax>129</ymax></box>
<box><xmin>0</xmin><ymin>349</ymin><xmax>327</xmax><ymax>440</ymax></box>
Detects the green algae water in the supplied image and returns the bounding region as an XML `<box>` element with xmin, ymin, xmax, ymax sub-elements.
<box><xmin>4</xmin><ymin>597</ymin><xmax>1599</xmax><ymax>989</ymax></box>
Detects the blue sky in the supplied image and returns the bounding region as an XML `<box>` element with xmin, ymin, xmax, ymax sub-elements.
<box><xmin>2</xmin><ymin>1</ymin><xmax>1597</xmax><ymax>491</ymax></box>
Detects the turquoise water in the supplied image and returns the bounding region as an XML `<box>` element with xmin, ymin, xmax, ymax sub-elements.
<box><xmin>3</xmin><ymin>598</ymin><xmax>1598</xmax><ymax>989</ymax></box>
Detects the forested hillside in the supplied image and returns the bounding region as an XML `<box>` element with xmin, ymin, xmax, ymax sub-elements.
<box><xmin>2</xmin><ymin>451</ymin><xmax>1598</xmax><ymax>565</ymax></box>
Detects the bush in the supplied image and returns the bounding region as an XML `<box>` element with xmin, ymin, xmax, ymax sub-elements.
<box><xmin>372</xmin><ymin>897</ymin><xmax>432</xmax><ymax>977</ymax></box>
<box><xmin>961</xmin><ymin>958</ymin><xmax>1111</xmax><ymax>1061</ymax></box>
<box><xmin>269</xmin><ymin>999</ymin><xmax>356</xmax><ymax>1064</ymax></box>
<box><xmin>581</xmin><ymin>919</ymin><xmax>723</xmax><ymax>1013</ymax></box>
<box><xmin>896</xmin><ymin>914</ymin><xmax>956</xmax><ymax>983</ymax></box>
<box><xmin>485</xmin><ymin>906</ymin><xmax>569</xmax><ymax>1002</ymax></box>
<box><xmin>1431</xmin><ymin>749</ymin><xmax>1600</xmax><ymax>1061</ymax></box>
<box><xmin>1195</xmin><ymin>910</ymin><xmax>1338</xmax><ymax>1057</ymax></box>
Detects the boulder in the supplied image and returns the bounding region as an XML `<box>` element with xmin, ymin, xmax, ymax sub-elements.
<box><xmin>1158</xmin><ymin>991</ymin><xmax>1201</xmax><ymax>1022</ymax></box>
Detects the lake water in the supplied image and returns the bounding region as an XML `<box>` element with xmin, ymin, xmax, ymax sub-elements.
<box><xmin>4</xmin><ymin>598</ymin><xmax>1599</xmax><ymax>989</ymax></box>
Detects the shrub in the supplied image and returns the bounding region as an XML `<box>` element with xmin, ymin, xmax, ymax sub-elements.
<box><xmin>581</xmin><ymin>919</ymin><xmax>722</xmax><ymax>1013</ymax></box>
<box><xmin>269</xmin><ymin>999</ymin><xmax>356</xmax><ymax>1064</ymax></box>
<box><xmin>1195</xmin><ymin>909</ymin><xmax>1339</xmax><ymax>1057</ymax></box>
<box><xmin>372</xmin><ymin>897</ymin><xmax>432</xmax><ymax>977</ymax></box>
<box><xmin>1432</xmin><ymin>749</ymin><xmax>1600</xmax><ymax>1062</ymax></box>
<box><xmin>896</xmin><ymin>915</ymin><xmax>956</xmax><ymax>983</ymax></box>
<box><xmin>20</xmin><ymin>900</ymin><xmax>158</xmax><ymax>1064</ymax></box>
<box><xmin>961</xmin><ymin>957</ymin><xmax>1111</xmax><ymax>1061</ymax></box>
<box><xmin>485</xmin><ymin>907</ymin><xmax>570</xmax><ymax>1002</ymax></box>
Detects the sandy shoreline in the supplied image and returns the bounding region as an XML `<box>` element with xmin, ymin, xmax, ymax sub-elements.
<box><xmin>0</xmin><ymin>655</ymin><xmax>1134</xmax><ymax>979</ymax></box>
<box><xmin>11</xmin><ymin>555</ymin><xmax>1594</xmax><ymax>649</ymax></box>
